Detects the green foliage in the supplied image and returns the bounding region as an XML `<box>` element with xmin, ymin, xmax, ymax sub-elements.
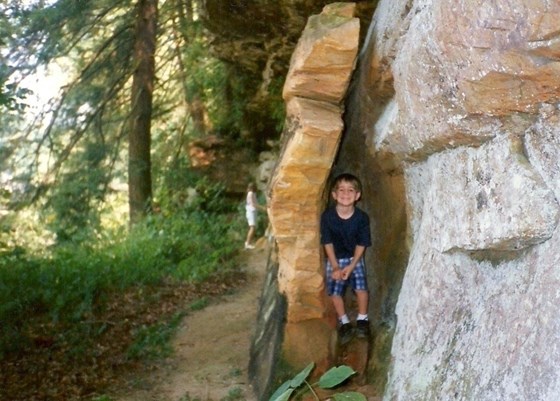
<box><xmin>267</xmin><ymin>75</ymin><xmax>287</xmax><ymax>133</ymax></box>
<box><xmin>211</xmin><ymin>64</ymin><xmax>252</xmax><ymax>138</ymax></box>
<box><xmin>0</xmin><ymin>82</ymin><xmax>32</xmax><ymax>112</ymax></box>
<box><xmin>154</xmin><ymin>158</ymin><xmax>238</xmax><ymax>216</ymax></box>
<box><xmin>1</xmin><ymin>0</ymin><xmax>135</xmax><ymax>216</ymax></box>
<box><xmin>0</xmin><ymin>194</ymin><xmax>244</xmax><ymax>356</ymax></box>
<box><xmin>44</xmin><ymin>140</ymin><xmax>111</xmax><ymax>243</ymax></box>
<box><xmin>189</xmin><ymin>297</ymin><xmax>209</xmax><ymax>311</ymax></box>
<box><xmin>1</xmin><ymin>0</ymin><xmax>284</xmax><ymax>237</ymax></box>
<box><xmin>269</xmin><ymin>363</ymin><xmax>365</xmax><ymax>401</ymax></box>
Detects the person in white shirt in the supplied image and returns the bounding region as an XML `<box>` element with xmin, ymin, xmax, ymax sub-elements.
<box><xmin>245</xmin><ymin>182</ymin><xmax>265</xmax><ymax>249</ymax></box>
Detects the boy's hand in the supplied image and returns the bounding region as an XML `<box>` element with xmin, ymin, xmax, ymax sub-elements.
<box><xmin>340</xmin><ymin>265</ymin><xmax>355</xmax><ymax>280</ymax></box>
<box><xmin>331</xmin><ymin>267</ymin><xmax>342</xmax><ymax>281</ymax></box>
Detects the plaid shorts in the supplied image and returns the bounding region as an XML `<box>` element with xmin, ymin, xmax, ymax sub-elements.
<box><xmin>325</xmin><ymin>257</ymin><xmax>368</xmax><ymax>296</ymax></box>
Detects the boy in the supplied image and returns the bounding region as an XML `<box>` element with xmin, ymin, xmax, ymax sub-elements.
<box><xmin>320</xmin><ymin>173</ymin><xmax>372</xmax><ymax>344</ymax></box>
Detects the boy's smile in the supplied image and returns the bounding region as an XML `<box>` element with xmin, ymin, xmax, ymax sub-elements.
<box><xmin>332</xmin><ymin>181</ymin><xmax>361</xmax><ymax>206</ymax></box>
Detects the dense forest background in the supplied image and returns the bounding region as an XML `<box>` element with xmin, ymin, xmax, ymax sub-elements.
<box><xmin>0</xmin><ymin>0</ymin><xmax>282</xmax><ymax>399</ymax></box>
<box><xmin>1</xmin><ymin>0</ymin><xmax>286</xmax><ymax>232</ymax></box>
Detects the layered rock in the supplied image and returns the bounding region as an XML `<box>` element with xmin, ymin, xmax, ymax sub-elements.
<box><xmin>267</xmin><ymin>2</ymin><xmax>360</xmax><ymax>370</ymax></box>
<box><xmin>199</xmin><ymin>0</ymin><xmax>375</xmax><ymax>150</ymax></box>
<box><xmin>339</xmin><ymin>0</ymin><xmax>560</xmax><ymax>399</ymax></box>
<box><xmin>249</xmin><ymin>0</ymin><xmax>560</xmax><ymax>398</ymax></box>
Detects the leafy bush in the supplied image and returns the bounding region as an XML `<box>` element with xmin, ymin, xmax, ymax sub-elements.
<box><xmin>0</xmin><ymin>195</ymin><xmax>244</xmax><ymax>356</ymax></box>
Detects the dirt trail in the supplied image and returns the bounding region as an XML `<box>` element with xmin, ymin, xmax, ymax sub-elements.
<box><xmin>118</xmin><ymin>243</ymin><xmax>267</xmax><ymax>401</ymax></box>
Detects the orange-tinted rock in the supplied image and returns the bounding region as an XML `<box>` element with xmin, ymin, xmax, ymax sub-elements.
<box><xmin>267</xmin><ymin>3</ymin><xmax>360</xmax><ymax>370</ymax></box>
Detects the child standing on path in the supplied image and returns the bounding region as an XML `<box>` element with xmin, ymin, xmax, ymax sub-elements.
<box><xmin>320</xmin><ymin>173</ymin><xmax>372</xmax><ymax>344</ymax></box>
<box><xmin>245</xmin><ymin>182</ymin><xmax>265</xmax><ymax>249</ymax></box>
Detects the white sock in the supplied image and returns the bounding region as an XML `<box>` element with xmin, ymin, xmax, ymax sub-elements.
<box><xmin>339</xmin><ymin>314</ymin><xmax>350</xmax><ymax>325</ymax></box>
<box><xmin>357</xmin><ymin>314</ymin><xmax>368</xmax><ymax>321</ymax></box>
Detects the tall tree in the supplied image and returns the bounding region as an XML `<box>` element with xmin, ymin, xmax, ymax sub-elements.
<box><xmin>0</xmin><ymin>0</ymin><xmax>258</xmax><ymax>233</ymax></box>
<box><xmin>128</xmin><ymin>0</ymin><xmax>158</xmax><ymax>224</ymax></box>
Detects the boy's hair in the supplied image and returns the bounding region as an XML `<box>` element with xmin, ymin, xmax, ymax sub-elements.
<box><xmin>331</xmin><ymin>173</ymin><xmax>362</xmax><ymax>193</ymax></box>
<box><xmin>247</xmin><ymin>182</ymin><xmax>256</xmax><ymax>191</ymax></box>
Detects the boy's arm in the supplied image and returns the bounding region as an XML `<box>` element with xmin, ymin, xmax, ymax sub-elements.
<box><xmin>340</xmin><ymin>245</ymin><xmax>366</xmax><ymax>280</ymax></box>
<box><xmin>323</xmin><ymin>243</ymin><xmax>342</xmax><ymax>280</ymax></box>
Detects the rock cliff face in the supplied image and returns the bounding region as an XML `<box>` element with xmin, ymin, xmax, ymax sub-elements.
<box><xmin>341</xmin><ymin>0</ymin><xmax>560</xmax><ymax>399</ymax></box>
<box><xmin>268</xmin><ymin>0</ymin><xmax>360</xmax><ymax>371</ymax></box>
<box><xmin>253</xmin><ymin>0</ymin><xmax>560</xmax><ymax>400</ymax></box>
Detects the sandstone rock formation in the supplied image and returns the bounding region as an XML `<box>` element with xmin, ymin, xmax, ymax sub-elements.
<box><xmin>251</xmin><ymin>0</ymin><xmax>560</xmax><ymax>399</ymax></box>
<box><xmin>199</xmin><ymin>1</ymin><xmax>375</xmax><ymax>149</ymax></box>
<box><xmin>267</xmin><ymin>1</ymin><xmax>360</xmax><ymax>371</ymax></box>
<box><xmin>339</xmin><ymin>0</ymin><xmax>560</xmax><ymax>399</ymax></box>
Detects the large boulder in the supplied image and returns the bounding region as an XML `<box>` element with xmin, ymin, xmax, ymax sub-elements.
<box><xmin>266</xmin><ymin>1</ymin><xmax>360</xmax><ymax>374</ymax></box>
<box><xmin>339</xmin><ymin>0</ymin><xmax>560</xmax><ymax>399</ymax></box>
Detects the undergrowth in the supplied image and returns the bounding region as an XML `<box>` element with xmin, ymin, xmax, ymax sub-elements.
<box><xmin>0</xmin><ymin>198</ymin><xmax>244</xmax><ymax>358</ymax></box>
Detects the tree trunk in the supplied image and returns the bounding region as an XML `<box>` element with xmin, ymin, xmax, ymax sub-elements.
<box><xmin>128</xmin><ymin>0</ymin><xmax>158</xmax><ymax>225</ymax></box>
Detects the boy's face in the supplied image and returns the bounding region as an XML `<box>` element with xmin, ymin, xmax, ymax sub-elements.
<box><xmin>332</xmin><ymin>180</ymin><xmax>361</xmax><ymax>206</ymax></box>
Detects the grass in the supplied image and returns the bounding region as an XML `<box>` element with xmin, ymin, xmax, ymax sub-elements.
<box><xmin>0</xmin><ymin>177</ymin><xmax>257</xmax><ymax>400</ymax></box>
<box><xmin>189</xmin><ymin>296</ymin><xmax>210</xmax><ymax>311</ymax></box>
<box><xmin>0</xmin><ymin>207</ymin><xmax>243</xmax><ymax>356</ymax></box>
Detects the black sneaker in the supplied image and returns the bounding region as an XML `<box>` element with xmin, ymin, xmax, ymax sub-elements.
<box><xmin>356</xmin><ymin>320</ymin><xmax>370</xmax><ymax>338</ymax></box>
<box><xmin>338</xmin><ymin>323</ymin><xmax>354</xmax><ymax>345</ymax></box>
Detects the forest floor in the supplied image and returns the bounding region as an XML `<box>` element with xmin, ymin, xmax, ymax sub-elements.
<box><xmin>0</xmin><ymin>240</ymin><xmax>266</xmax><ymax>401</ymax></box>
<box><xmin>2</xmin><ymin>239</ymin><xmax>381</xmax><ymax>401</ymax></box>
<box><xmin>112</xmin><ymin>241</ymin><xmax>267</xmax><ymax>401</ymax></box>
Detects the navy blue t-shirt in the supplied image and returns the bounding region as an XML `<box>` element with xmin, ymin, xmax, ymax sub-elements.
<box><xmin>320</xmin><ymin>206</ymin><xmax>372</xmax><ymax>259</ymax></box>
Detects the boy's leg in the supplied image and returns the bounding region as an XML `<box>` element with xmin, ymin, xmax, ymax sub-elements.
<box><xmin>330</xmin><ymin>295</ymin><xmax>347</xmax><ymax>320</ymax></box>
<box><xmin>355</xmin><ymin>290</ymin><xmax>370</xmax><ymax>338</ymax></box>
<box><xmin>356</xmin><ymin>290</ymin><xmax>369</xmax><ymax>316</ymax></box>
<box><xmin>351</xmin><ymin>260</ymin><xmax>371</xmax><ymax>338</ymax></box>
<box><xmin>331</xmin><ymin>295</ymin><xmax>353</xmax><ymax>344</ymax></box>
<box><xmin>326</xmin><ymin>261</ymin><xmax>353</xmax><ymax>344</ymax></box>
<box><xmin>327</xmin><ymin>260</ymin><xmax>350</xmax><ymax>322</ymax></box>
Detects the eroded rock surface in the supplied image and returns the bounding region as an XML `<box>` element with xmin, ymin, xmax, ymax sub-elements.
<box><xmin>267</xmin><ymin>2</ymin><xmax>360</xmax><ymax>371</ymax></box>
<box><xmin>339</xmin><ymin>0</ymin><xmax>560</xmax><ymax>399</ymax></box>
<box><xmin>199</xmin><ymin>0</ymin><xmax>375</xmax><ymax>149</ymax></box>
<box><xmin>251</xmin><ymin>0</ymin><xmax>560</xmax><ymax>399</ymax></box>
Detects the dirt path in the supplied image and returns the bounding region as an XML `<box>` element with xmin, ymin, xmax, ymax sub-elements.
<box><xmin>117</xmin><ymin>243</ymin><xmax>267</xmax><ymax>401</ymax></box>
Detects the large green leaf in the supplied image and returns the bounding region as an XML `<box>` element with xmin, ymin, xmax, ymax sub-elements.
<box><xmin>269</xmin><ymin>388</ymin><xmax>295</xmax><ymax>401</ymax></box>
<box><xmin>268</xmin><ymin>362</ymin><xmax>314</xmax><ymax>401</ymax></box>
<box><xmin>333</xmin><ymin>391</ymin><xmax>367</xmax><ymax>401</ymax></box>
<box><xmin>290</xmin><ymin>362</ymin><xmax>315</xmax><ymax>388</ymax></box>
<box><xmin>268</xmin><ymin>380</ymin><xmax>294</xmax><ymax>401</ymax></box>
<box><xmin>318</xmin><ymin>365</ymin><xmax>356</xmax><ymax>389</ymax></box>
